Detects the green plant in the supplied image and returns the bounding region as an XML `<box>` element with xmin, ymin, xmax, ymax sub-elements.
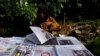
<box><xmin>86</xmin><ymin>36</ymin><xmax>100</xmax><ymax>56</ymax></box>
<box><xmin>0</xmin><ymin>0</ymin><xmax>36</xmax><ymax>36</ymax></box>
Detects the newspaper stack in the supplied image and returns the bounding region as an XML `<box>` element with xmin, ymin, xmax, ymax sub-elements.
<box><xmin>0</xmin><ymin>26</ymin><xmax>94</xmax><ymax>56</ymax></box>
<box><xmin>28</xmin><ymin>26</ymin><xmax>94</xmax><ymax>56</ymax></box>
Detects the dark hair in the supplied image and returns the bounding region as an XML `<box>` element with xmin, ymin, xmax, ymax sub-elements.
<box><xmin>33</xmin><ymin>4</ymin><xmax>49</xmax><ymax>26</ymax></box>
<box><xmin>41</xmin><ymin>52</ymin><xmax>50</xmax><ymax>56</ymax></box>
<box><xmin>37</xmin><ymin>4</ymin><xmax>49</xmax><ymax>18</ymax></box>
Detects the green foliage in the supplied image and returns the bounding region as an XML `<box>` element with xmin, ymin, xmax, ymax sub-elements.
<box><xmin>45</xmin><ymin>0</ymin><xmax>65</xmax><ymax>16</ymax></box>
<box><xmin>0</xmin><ymin>0</ymin><xmax>36</xmax><ymax>36</ymax></box>
<box><xmin>19</xmin><ymin>2</ymin><xmax>38</xmax><ymax>24</ymax></box>
<box><xmin>78</xmin><ymin>19</ymin><xmax>100</xmax><ymax>26</ymax></box>
<box><xmin>28</xmin><ymin>0</ymin><xmax>66</xmax><ymax>16</ymax></box>
<box><xmin>86</xmin><ymin>36</ymin><xmax>100</xmax><ymax>56</ymax></box>
<box><xmin>0</xmin><ymin>0</ymin><xmax>100</xmax><ymax>37</ymax></box>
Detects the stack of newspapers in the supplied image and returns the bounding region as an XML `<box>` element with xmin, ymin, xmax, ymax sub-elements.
<box><xmin>0</xmin><ymin>26</ymin><xmax>94</xmax><ymax>56</ymax></box>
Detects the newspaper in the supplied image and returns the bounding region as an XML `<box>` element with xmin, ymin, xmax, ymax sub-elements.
<box><xmin>11</xmin><ymin>37</ymin><xmax>25</xmax><ymax>45</ymax></box>
<box><xmin>27</xmin><ymin>26</ymin><xmax>54</xmax><ymax>44</ymax></box>
<box><xmin>0</xmin><ymin>45</ymin><xmax>6</xmax><ymax>55</ymax></box>
<box><xmin>55</xmin><ymin>45</ymin><xmax>94</xmax><ymax>56</ymax></box>
<box><xmin>0</xmin><ymin>37</ymin><xmax>25</xmax><ymax>46</ymax></box>
<box><xmin>0</xmin><ymin>44</ymin><xmax>17</xmax><ymax>56</ymax></box>
<box><xmin>11</xmin><ymin>43</ymin><xmax>35</xmax><ymax>56</ymax></box>
<box><xmin>0</xmin><ymin>27</ymin><xmax>94</xmax><ymax>56</ymax></box>
<box><xmin>0</xmin><ymin>38</ymin><xmax>12</xmax><ymax>46</ymax></box>
<box><xmin>33</xmin><ymin>46</ymin><xmax>56</xmax><ymax>56</ymax></box>
<box><xmin>25</xmin><ymin>33</ymin><xmax>41</xmax><ymax>44</ymax></box>
<box><xmin>56</xmin><ymin>36</ymin><xmax>83</xmax><ymax>45</ymax></box>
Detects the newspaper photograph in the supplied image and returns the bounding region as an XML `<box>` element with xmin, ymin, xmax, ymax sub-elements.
<box><xmin>58</xmin><ymin>40</ymin><xmax>73</xmax><ymax>45</ymax></box>
<box><xmin>33</xmin><ymin>46</ymin><xmax>56</xmax><ymax>56</ymax></box>
<box><xmin>72</xmin><ymin>50</ymin><xmax>93</xmax><ymax>56</ymax></box>
<box><xmin>56</xmin><ymin>37</ymin><xmax>83</xmax><ymax>45</ymax></box>
<box><xmin>12</xmin><ymin>43</ymin><xmax>35</xmax><ymax>56</ymax></box>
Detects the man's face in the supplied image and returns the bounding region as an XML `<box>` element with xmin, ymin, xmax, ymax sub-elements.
<box><xmin>40</xmin><ymin>13</ymin><xmax>45</xmax><ymax>19</ymax></box>
<box><xmin>41</xmin><ymin>52</ymin><xmax>50</xmax><ymax>56</ymax></box>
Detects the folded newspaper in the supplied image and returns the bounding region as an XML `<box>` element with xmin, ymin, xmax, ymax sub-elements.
<box><xmin>25</xmin><ymin>26</ymin><xmax>55</xmax><ymax>44</ymax></box>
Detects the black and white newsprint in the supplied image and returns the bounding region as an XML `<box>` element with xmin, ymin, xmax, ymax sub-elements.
<box><xmin>26</xmin><ymin>26</ymin><xmax>54</xmax><ymax>44</ymax></box>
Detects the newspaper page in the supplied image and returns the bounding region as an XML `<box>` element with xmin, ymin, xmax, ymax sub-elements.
<box><xmin>0</xmin><ymin>38</ymin><xmax>12</xmax><ymax>46</ymax></box>
<box><xmin>25</xmin><ymin>33</ymin><xmax>41</xmax><ymax>44</ymax></box>
<box><xmin>0</xmin><ymin>44</ymin><xmax>17</xmax><ymax>56</ymax></box>
<box><xmin>55</xmin><ymin>45</ymin><xmax>94</xmax><ymax>56</ymax></box>
<box><xmin>0</xmin><ymin>45</ymin><xmax>7</xmax><ymax>56</ymax></box>
<box><xmin>56</xmin><ymin>36</ymin><xmax>83</xmax><ymax>45</ymax></box>
<box><xmin>33</xmin><ymin>46</ymin><xmax>56</xmax><ymax>56</ymax></box>
<box><xmin>0</xmin><ymin>37</ymin><xmax>24</xmax><ymax>46</ymax></box>
<box><xmin>11</xmin><ymin>43</ymin><xmax>35</xmax><ymax>56</ymax></box>
<box><xmin>5</xmin><ymin>45</ymin><xmax>18</xmax><ymax>56</ymax></box>
<box><xmin>11</xmin><ymin>37</ymin><xmax>25</xmax><ymax>45</ymax></box>
<box><xmin>0</xmin><ymin>38</ymin><xmax>14</xmax><ymax>56</ymax></box>
<box><xmin>30</xmin><ymin>26</ymin><xmax>54</xmax><ymax>44</ymax></box>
